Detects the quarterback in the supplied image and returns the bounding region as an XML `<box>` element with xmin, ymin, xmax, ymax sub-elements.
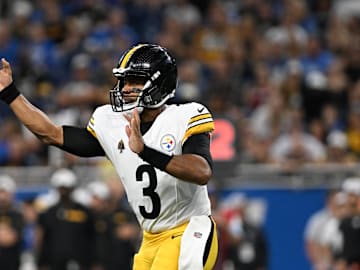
<box><xmin>0</xmin><ymin>44</ymin><xmax>218</xmax><ymax>269</ymax></box>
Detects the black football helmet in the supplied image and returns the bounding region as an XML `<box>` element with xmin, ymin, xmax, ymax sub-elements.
<box><xmin>110</xmin><ymin>44</ymin><xmax>177</xmax><ymax>112</ymax></box>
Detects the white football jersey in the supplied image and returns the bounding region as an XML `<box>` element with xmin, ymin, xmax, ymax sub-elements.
<box><xmin>87</xmin><ymin>102</ymin><xmax>214</xmax><ymax>233</ymax></box>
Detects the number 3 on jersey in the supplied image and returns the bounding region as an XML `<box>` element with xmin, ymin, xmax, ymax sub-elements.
<box><xmin>136</xmin><ymin>165</ymin><xmax>161</xmax><ymax>219</ymax></box>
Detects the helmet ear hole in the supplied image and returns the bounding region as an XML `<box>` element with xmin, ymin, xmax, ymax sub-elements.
<box><xmin>146</xmin><ymin>87</ymin><xmax>162</xmax><ymax>105</ymax></box>
<box><xmin>161</xmin><ymin>70</ymin><xmax>177</xmax><ymax>95</ymax></box>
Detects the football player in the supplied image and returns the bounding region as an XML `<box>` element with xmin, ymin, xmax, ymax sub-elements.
<box><xmin>0</xmin><ymin>44</ymin><xmax>218</xmax><ymax>270</ymax></box>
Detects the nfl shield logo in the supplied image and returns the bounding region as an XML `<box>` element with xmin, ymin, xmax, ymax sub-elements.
<box><xmin>194</xmin><ymin>232</ymin><xmax>202</xmax><ymax>238</ymax></box>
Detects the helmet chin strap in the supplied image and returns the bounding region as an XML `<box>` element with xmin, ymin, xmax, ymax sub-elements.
<box><xmin>124</xmin><ymin>107</ymin><xmax>143</xmax><ymax>118</ymax></box>
<box><xmin>137</xmin><ymin>79</ymin><xmax>153</xmax><ymax>106</ymax></box>
<box><xmin>136</xmin><ymin>107</ymin><xmax>144</xmax><ymax>114</ymax></box>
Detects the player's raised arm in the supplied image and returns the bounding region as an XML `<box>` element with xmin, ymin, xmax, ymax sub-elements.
<box><xmin>0</xmin><ymin>58</ymin><xmax>63</xmax><ymax>146</ymax></box>
<box><xmin>0</xmin><ymin>59</ymin><xmax>105</xmax><ymax>157</ymax></box>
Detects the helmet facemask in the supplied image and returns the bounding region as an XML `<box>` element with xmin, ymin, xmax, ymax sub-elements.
<box><xmin>110</xmin><ymin>72</ymin><xmax>149</xmax><ymax>112</ymax></box>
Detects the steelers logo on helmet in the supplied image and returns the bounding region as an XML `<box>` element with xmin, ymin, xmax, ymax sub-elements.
<box><xmin>160</xmin><ymin>134</ymin><xmax>176</xmax><ymax>152</ymax></box>
<box><xmin>110</xmin><ymin>43</ymin><xmax>177</xmax><ymax>112</ymax></box>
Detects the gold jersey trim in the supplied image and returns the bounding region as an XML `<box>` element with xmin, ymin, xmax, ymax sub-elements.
<box><xmin>182</xmin><ymin>121</ymin><xmax>214</xmax><ymax>143</ymax></box>
<box><xmin>87</xmin><ymin>125</ymin><xmax>97</xmax><ymax>138</ymax></box>
<box><xmin>87</xmin><ymin>116</ymin><xmax>97</xmax><ymax>138</ymax></box>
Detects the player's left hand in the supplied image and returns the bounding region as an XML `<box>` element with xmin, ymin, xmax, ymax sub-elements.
<box><xmin>125</xmin><ymin>109</ymin><xmax>144</xmax><ymax>154</ymax></box>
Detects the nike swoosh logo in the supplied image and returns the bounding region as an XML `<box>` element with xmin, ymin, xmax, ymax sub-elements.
<box><xmin>171</xmin><ymin>233</ymin><xmax>183</xmax><ymax>239</ymax></box>
<box><xmin>197</xmin><ymin>107</ymin><xmax>205</xmax><ymax>113</ymax></box>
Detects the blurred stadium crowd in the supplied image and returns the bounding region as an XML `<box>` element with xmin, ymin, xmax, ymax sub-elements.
<box><xmin>0</xmin><ymin>0</ymin><xmax>359</xmax><ymax>167</ymax></box>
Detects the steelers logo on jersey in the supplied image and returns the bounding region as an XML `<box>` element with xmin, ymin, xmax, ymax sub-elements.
<box><xmin>161</xmin><ymin>134</ymin><xmax>176</xmax><ymax>152</ymax></box>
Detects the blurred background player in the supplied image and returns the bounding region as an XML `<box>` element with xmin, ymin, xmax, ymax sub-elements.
<box><xmin>337</xmin><ymin>177</ymin><xmax>360</xmax><ymax>269</ymax></box>
<box><xmin>0</xmin><ymin>174</ymin><xmax>24</xmax><ymax>270</ymax></box>
<box><xmin>222</xmin><ymin>192</ymin><xmax>268</xmax><ymax>270</ymax></box>
<box><xmin>88</xmin><ymin>180</ymin><xmax>140</xmax><ymax>270</ymax></box>
<box><xmin>35</xmin><ymin>168</ymin><xmax>96</xmax><ymax>270</ymax></box>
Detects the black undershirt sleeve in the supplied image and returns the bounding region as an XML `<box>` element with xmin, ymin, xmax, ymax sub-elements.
<box><xmin>182</xmin><ymin>133</ymin><xmax>213</xmax><ymax>169</ymax></box>
<box><xmin>59</xmin><ymin>126</ymin><xmax>105</xmax><ymax>157</ymax></box>
<box><xmin>60</xmin><ymin>126</ymin><xmax>211</xmax><ymax>164</ymax></box>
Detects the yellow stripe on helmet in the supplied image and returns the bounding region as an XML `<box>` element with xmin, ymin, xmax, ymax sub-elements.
<box><xmin>119</xmin><ymin>44</ymin><xmax>147</xmax><ymax>68</ymax></box>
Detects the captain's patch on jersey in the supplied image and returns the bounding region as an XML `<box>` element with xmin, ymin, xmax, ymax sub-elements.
<box><xmin>161</xmin><ymin>134</ymin><xmax>176</xmax><ymax>151</ymax></box>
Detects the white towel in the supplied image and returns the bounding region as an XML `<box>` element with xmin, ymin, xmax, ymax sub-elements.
<box><xmin>178</xmin><ymin>215</ymin><xmax>212</xmax><ymax>270</ymax></box>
